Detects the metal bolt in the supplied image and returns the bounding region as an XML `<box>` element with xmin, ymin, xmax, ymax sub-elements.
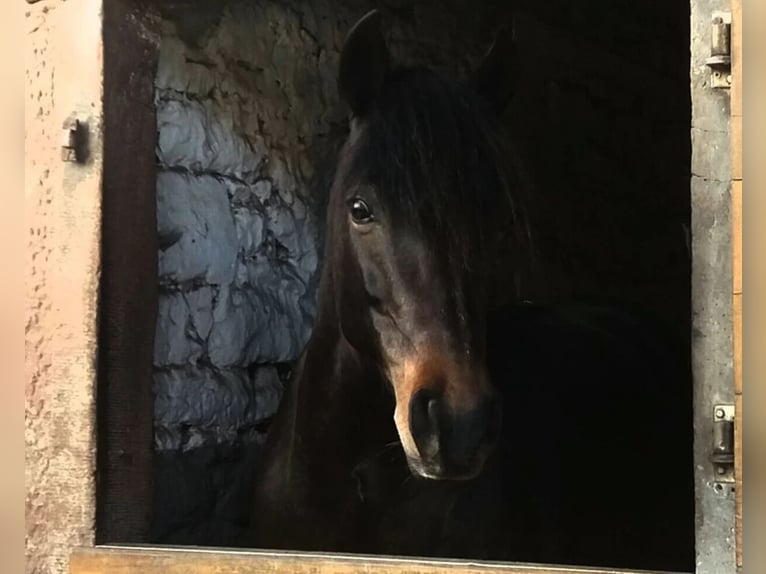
<box><xmin>715</xmin><ymin>408</ymin><xmax>725</xmax><ymax>419</ymax></box>
<box><xmin>60</xmin><ymin>116</ymin><xmax>90</xmax><ymax>164</ymax></box>
<box><xmin>716</xmin><ymin>465</ymin><xmax>726</xmax><ymax>475</ymax></box>
<box><xmin>61</xmin><ymin>121</ymin><xmax>78</xmax><ymax>162</ymax></box>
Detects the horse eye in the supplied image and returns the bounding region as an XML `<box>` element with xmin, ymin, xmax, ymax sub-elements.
<box><xmin>350</xmin><ymin>198</ymin><xmax>374</xmax><ymax>224</ymax></box>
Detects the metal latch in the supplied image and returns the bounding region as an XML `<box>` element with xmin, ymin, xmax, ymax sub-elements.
<box><xmin>711</xmin><ymin>404</ymin><xmax>735</xmax><ymax>483</ymax></box>
<box><xmin>61</xmin><ymin>116</ymin><xmax>90</xmax><ymax>164</ymax></box>
<box><xmin>705</xmin><ymin>12</ymin><xmax>731</xmax><ymax>89</ymax></box>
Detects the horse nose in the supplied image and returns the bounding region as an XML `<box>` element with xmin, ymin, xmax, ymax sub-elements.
<box><xmin>409</xmin><ymin>388</ymin><xmax>443</xmax><ymax>461</ymax></box>
<box><xmin>409</xmin><ymin>387</ymin><xmax>501</xmax><ymax>474</ymax></box>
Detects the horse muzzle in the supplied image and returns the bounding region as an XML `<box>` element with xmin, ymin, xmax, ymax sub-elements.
<box><xmin>404</xmin><ymin>387</ymin><xmax>502</xmax><ymax>481</ymax></box>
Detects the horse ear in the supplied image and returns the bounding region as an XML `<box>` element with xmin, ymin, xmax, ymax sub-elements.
<box><xmin>338</xmin><ymin>9</ymin><xmax>391</xmax><ymax>116</ymax></box>
<box><xmin>474</xmin><ymin>22</ymin><xmax>519</xmax><ymax>115</ymax></box>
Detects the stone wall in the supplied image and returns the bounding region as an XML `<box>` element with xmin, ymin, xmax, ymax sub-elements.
<box><xmin>150</xmin><ymin>1</ymin><xmax>323</xmax><ymax>542</ymax></box>
<box><xmin>153</xmin><ymin>11</ymin><xmax>322</xmax><ymax>454</ymax></box>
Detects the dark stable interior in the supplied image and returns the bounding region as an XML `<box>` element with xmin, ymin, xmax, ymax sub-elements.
<box><xmin>99</xmin><ymin>0</ymin><xmax>692</xmax><ymax>570</ymax></box>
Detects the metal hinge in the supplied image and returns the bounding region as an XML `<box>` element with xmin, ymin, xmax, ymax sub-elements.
<box><xmin>705</xmin><ymin>11</ymin><xmax>732</xmax><ymax>89</ymax></box>
<box><xmin>711</xmin><ymin>404</ymin><xmax>735</xmax><ymax>484</ymax></box>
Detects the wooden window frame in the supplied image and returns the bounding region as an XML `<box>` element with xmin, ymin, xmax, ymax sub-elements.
<box><xmin>69</xmin><ymin>545</ymin><xmax>682</xmax><ymax>574</ymax></box>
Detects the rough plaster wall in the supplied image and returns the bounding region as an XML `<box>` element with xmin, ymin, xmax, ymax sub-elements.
<box><xmin>149</xmin><ymin>0</ymin><xmax>504</xmax><ymax>544</ymax></box>
<box><xmin>25</xmin><ymin>0</ymin><xmax>104</xmax><ymax>572</ymax></box>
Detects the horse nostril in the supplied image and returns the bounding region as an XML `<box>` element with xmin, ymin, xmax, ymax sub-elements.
<box><xmin>438</xmin><ymin>396</ymin><xmax>500</xmax><ymax>471</ymax></box>
<box><xmin>427</xmin><ymin>395</ymin><xmax>440</xmax><ymax>425</ymax></box>
<box><xmin>409</xmin><ymin>388</ymin><xmax>442</xmax><ymax>459</ymax></box>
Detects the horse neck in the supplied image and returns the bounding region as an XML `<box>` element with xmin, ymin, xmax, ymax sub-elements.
<box><xmin>265</xmin><ymin>300</ymin><xmax>394</xmax><ymax>486</ymax></box>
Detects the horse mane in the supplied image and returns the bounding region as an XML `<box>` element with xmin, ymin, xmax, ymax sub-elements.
<box><xmin>339</xmin><ymin>66</ymin><xmax>532</xmax><ymax>270</ymax></box>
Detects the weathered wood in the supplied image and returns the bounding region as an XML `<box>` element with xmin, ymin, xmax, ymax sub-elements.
<box><xmin>731</xmin><ymin>114</ymin><xmax>742</xmax><ymax>181</ymax></box>
<box><xmin>732</xmin><ymin>179</ymin><xmax>742</xmax><ymax>300</ymax></box>
<box><xmin>732</xmin><ymin>291</ymin><xmax>742</xmax><ymax>396</ymax></box>
<box><xmin>68</xmin><ymin>546</ymin><xmax>682</xmax><ymax>574</ymax></box>
<box><xmin>95</xmin><ymin>0</ymin><xmax>159</xmax><ymax>544</ymax></box>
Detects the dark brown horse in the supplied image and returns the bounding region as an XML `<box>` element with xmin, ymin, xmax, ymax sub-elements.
<box><xmin>249</xmin><ymin>10</ymin><xmax>693</xmax><ymax>572</ymax></box>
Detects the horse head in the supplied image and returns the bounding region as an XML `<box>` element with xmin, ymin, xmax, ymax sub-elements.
<box><xmin>320</xmin><ymin>10</ymin><xmax>528</xmax><ymax>481</ymax></box>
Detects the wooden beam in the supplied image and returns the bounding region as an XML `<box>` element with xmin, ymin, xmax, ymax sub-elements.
<box><xmin>69</xmin><ymin>546</ymin><xmax>682</xmax><ymax>574</ymax></box>
<box><xmin>95</xmin><ymin>0</ymin><xmax>159</xmax><ymax>544</ymax></box>
<box><xmin>731</xmin><ymin>114</ymin><xmax>742</xmax><ymax>181</ymax></box>
<box><xmin>732</xmin><ymin>180</ymin><xmax>742</xmax><ymax>299</ymax></box>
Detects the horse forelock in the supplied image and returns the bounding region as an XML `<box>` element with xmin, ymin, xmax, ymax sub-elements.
<box><xmin>333</xmin><ymin>67</ymin><xmax>529</xmax><ymax>269</ymax></box>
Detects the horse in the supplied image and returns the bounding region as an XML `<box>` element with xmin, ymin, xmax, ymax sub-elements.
<box><xmin>248</xmin><ymin>10</ymin><xmax>694</xmax><ymax>572</ymax></box>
